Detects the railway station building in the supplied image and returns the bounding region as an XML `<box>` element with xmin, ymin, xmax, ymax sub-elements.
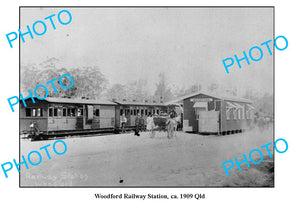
<box><xmin>169</xmin><ymin>91</ymin><xmax>255</xmax><ymax>135</ymax></box>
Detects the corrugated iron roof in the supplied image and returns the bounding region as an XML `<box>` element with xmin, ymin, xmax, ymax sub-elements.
<box><xmin>113</xmin><ymin>100</ymin><xmax>166</xmax><ymax>107</ymax></box>
<box><xmin>167</xmin><ymin>91</ymin><xmax>252</xmax><ymax>104</ymax></box>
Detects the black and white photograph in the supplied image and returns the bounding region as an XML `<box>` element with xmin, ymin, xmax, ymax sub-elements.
<box><xmin>19</xmin><ymin>7</ymin><xmax>274</xmax><ymax>187</ymax></box>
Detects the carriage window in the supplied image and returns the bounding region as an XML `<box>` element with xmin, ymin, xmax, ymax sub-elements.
<box><xmin>49</xmin><ymin>108</ymin><xmax>53</xmax><ymax>117</ymax></box>
<box><xmin>54</xmin><ymin>108</ymin><xmax>58</xmax><ymax>117</ymax></box>
<box><xmin>130</xmin><ymin>109</ymin><xmax>133</xmax><ymax>115</ymax></box>
<box><xmin>157</xmin><ymin>109</ymin><xmax>159</xmax><ymax>115</ymax></box>
<box><xmin>77</xmin><ymin>108</ymin><xmax>84</xmax><ymax>117</ymax></box>
<box><xmin>71</xmin><ymin>108</ymin><xmax>76</xmax><ymax>117</ymax></box>
<box><xmin>137</xmin><ymin>109</ymin><xmax>139</xmax><ymax>114</ymax></box>
<box><xmin>63</xmin><ymin>108</ymin><xmax>67</xmax><ymax>117</ymax></box>
<box><xmin>145</xmin><ymin>109</ymin><xmax>148</xmax><ymax>115</ymax></box>
<box><xmin>32</xmin><ymin>108</ymin><xmax>37</xmax><ymax>117</ymax></box>
<box><xmin>67</xmin><ymin>108</ymin><xmax>71</xmax><ymax>116</ymax></box>
<box><xmin>95</xmin><ymin>109</ymin><xmax>99</xmax><ymax>116</ymax></box>
<box><xmin>133</xmin><ymin>109</ymin><xmax>137</xmax><ymax>116</ymax></box>
<box><xmin>25</xmin><ymin>108</ymin><xmax>31</xmax><ymax>117</ymax></box>
<box><xmin>120</xmin><ymin>109</ymin><xmax>123</xmax><ymax>115</ymax></box>
<box><xmin>58</xmin><ymin>108</ymin><xmax>62</xmax><ymax>117</ymax></box>
<box><xmin>141</xmin><ymin>109</ymin><xmax>144</xmax><ymax>115</ymax></box>
<box><xmin>37</xmin><ymin>108</ymin><xmax>40</xmax><ymax>117</ymax></box>
<box><xmin>37</xmin><ymin>108</ymin><xmax>43</xmax><ymax>117</ymax></box>
<box><xmin>77</xmin><ymin>108</ymin><xmax>82</xmax><ymax>116</ymax></box>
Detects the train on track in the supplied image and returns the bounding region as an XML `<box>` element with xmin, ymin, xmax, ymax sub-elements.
<box><xmin>20</xmin><ymin>91</ymin><xmax>255</xmax><ymax>140</ymax></box>
<box><xmin>20</xmin><ymin>97</ymin><xmax>174</xmax><ymax>140</ymax></box>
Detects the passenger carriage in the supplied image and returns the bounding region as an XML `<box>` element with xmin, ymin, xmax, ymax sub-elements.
<box><xmin>20</xmin><ymin>97</ymin><xmax>168</xmax><ymax>139</ymax></box>
<box><xmin>20</xmin><ymin>97</ymin><xmax>117</xmax><ymax>139</ymax></box>
<box><xmin>113</xmin><ymin>99</ymin><xmax>167</xmax><ymax>131</ymax></box>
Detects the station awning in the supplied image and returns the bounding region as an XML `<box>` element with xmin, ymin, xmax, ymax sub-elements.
<box><xmin>233</xmin><ymin>103</ymin><xmax>243</xmax><ymax>109</ymax></box>
<box><xmin>246</xmin><ymin>104</ymin><xmax>255</xmax><ymax>110</ymax></box>
<box><xmin>226</xmin><ymin>102</ymin><xmax>236</xmax><ymax>109</ymax></box>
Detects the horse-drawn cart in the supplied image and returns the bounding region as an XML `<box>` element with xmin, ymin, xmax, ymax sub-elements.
<box><xmin>153</xmin><ymin>116</ymin><xmax>168</xmax><ymax>131</ymax></box>
<box><xmin>151</xmin><ymin>116</ymin><xmax>177</xmax><ymax>138</ymax></box>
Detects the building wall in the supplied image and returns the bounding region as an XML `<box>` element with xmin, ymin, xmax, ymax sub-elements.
<box><xmin>183</xmin><ymin>93</ymin><xmax>253</xmax><ymax>133</ymax></box>
<box><xmin>183</xmin><ymin>94</ymin><xmax>220</xmax><ymax>132</ymax></box>
<box><xmin>220</xmin><ymin>101</ymin><xmax>250</xmax><ymax>132</ymax></box>
<box><xmin>115</xmin><ymin>105</ymin><xmax>121</xmax><ymax>128</ymax></box>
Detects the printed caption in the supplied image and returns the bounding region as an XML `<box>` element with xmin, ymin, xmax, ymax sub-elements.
<box><xmin>94</xmin><ymin>193</ymin><xmax>205</xmax><ymax>200</ymax></box>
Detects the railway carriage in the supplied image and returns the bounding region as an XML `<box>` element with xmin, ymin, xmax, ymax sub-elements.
<box><xmin>113</xmin><ymin>100</ymin><xmax>167</xmax><ymax>131</ymax></box>
<box><xmin>20</xmin><ymin>97</ymin><xmax>117</xmax><ymax>139</ymax></box>
<box><xmin>20</xmin><ymin>97</ymin><xmax>168</xmax><ymax>139</ymax></box>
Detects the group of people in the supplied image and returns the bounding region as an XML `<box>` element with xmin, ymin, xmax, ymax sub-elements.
<box><xmin>120</xmin><ymin>110</ymin><xmax>180</xmax><ymax>139</ymax></box>
<box><xmin>120</xmin><ymin>112</ymin><xmax>156</xmax><ymax>137</ymax></box>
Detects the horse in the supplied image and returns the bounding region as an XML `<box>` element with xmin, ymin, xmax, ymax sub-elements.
<box><xmin>166</xmin><ymin>118</ymin><xmax>176</xmax><ymax>139</ymax></box>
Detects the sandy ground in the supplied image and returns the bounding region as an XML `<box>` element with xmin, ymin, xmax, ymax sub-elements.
<box><xmin>20</xmin><ymin>127</ymin><xmax>274</xmax><ymax>187</ymax></box>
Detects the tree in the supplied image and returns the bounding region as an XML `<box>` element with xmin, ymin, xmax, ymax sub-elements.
<box><xmin>184</xmin><ymin>84</ymin><xmax>201</xmax><ymax>95</ymax></box>
<box><xmin>67</xmin><ymin>66</ymin><xmax>108</xmax><ymax>99</ymax></box>
<box><xmin>105</xmin><ymin>79</ymin><xmax>151</xmax><ymax>102</ymax></box>
<box><xmin>207</xmin><ymin>83</ymin><xmax>218</xmax><ymax>93</ymax></box>
<box><xmin>21</xmin><ymin>58</ymin><xmax>108</xmax><ymax>99</ymax></box>
<box><xmin>154</xmin><ymin>72</ymin><xmax>174</xmax><ymax>102</ymax></box>
<box><xmin>105</xmin><ymin>84</ymin><xmax>127</xmax><ymax>101</ymax></box>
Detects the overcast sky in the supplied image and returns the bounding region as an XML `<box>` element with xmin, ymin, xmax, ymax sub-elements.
<box><xmin>20</xmin><ymin>7</ymin><xmax>273</xmax><ymax>96</ymax></box>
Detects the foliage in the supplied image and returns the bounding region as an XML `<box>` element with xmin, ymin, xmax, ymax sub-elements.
<box><xmin>21</xmin><ymin>58</ymin><xmax>272</xmax><ymax>111</ymax></box>
<box><xmin>105</xmin><ymin>79</ymin><xmax>151</xmax><ymax>102</ymax></box>
<box><xmin>153</xmin><ymin>73</ymin><xmax>174</xmax><ymax>102</ymax></box>
<box><xmin>243</xmin><ymin>90</ymin><xmax>273</xmax><ymax>116</ymax></box>
<box><xmin>21</xmin><ymin>58</ymin><xmax>108</xmax><ymax>99</ymax></box>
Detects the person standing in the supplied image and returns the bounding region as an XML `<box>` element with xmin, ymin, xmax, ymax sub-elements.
<box><xmin>146</xmin><ymin>113</ymin><xmax>155</xmax><ymax>138</ymax></box>
<box><xmin>120</xmin><ymin>113</ymin><xmax>127</xmax><ymax>133</ymax></box>
<box><xmin>134</xmin><ymin>113</ymin><xmax>141</xmax><ymax>136</ymax></box>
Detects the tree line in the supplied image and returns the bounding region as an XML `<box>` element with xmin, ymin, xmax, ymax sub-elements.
<box><xmin>21</xmin><ymin>58</ymin><xmax>273</xmax><ymax>116</ymax></box>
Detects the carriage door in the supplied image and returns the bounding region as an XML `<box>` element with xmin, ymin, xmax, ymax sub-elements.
<box><xmin>85</xmin><ymin>105</ymin><xmax>93</xmax><ymax>129</ymax></box>
<box><xmin>92</xmin><ymin>106</ymin><xmax>100</xmax><ymax>129</ymax></box>
<box><xmin>76</xmin><ymin>106</ymin><xmax>84</xmax><ymax>129</ymax></box>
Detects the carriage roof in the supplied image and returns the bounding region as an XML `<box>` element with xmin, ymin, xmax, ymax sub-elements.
<box><xmin>113</xmin><ymin>100</ymin><xmax>166</xmax><ymax>107</ymax></box>
<box><xmin>44</xmin><ymin>97</ymin><xmax>117</xmax><ymax>105</ymax></box>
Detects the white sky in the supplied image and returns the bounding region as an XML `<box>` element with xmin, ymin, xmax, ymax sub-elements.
<box><xmin>20</xmin><ymin>7</ymin><xmax>273</xmax><ymax>96</ymax></box>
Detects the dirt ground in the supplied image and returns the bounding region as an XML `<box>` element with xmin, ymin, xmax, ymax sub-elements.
<box><xmin>20</xmin><ymin>127</ymin><xmax>274</xmax><ymax>187</ymax></box>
